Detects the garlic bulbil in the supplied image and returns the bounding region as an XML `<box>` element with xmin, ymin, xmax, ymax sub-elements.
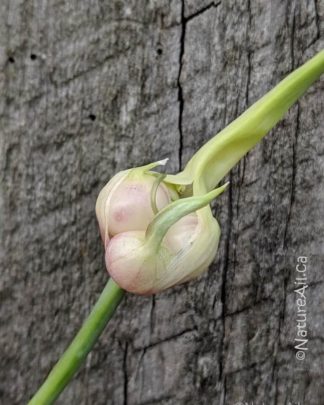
<box><xmin>99</xmin><ymin>182</ymin><xmax>228</xmax><ymax>294</ymax></box>
<box><xmin>96</xmin><ymin>160</ymin><xmax>173</xmax><ymax>247</ymax></box>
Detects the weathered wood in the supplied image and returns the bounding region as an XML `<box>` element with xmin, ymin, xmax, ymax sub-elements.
<box><xmin>1</xmin><ymin>1</ymin><xmax>323</xmax><ymax>404</ymax></box>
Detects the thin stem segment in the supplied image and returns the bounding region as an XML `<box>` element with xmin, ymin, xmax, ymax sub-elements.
<box><xmin>28</xmin><ymin>279</ymin><xmax>125</xmax><ymax>405</ymax></box>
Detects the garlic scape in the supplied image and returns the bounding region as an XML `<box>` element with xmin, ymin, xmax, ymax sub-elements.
<box><xmin>98</xmin><ymin>50</ymin><xmax>324</xmax><ymax>295</ymax></box>
<box><xmin>29</xmin><ymin>51</ymin><xmax>324</xmax><ymax>405</ymax></box>
<box><xmin>165</xmin><ymin>50</ymin><xmax>324</xmax><ymax>194</ymax></box>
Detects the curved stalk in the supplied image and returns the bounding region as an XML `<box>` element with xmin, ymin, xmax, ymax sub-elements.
<box><xmin>28</xmin><ymin>279</ymin><xmax>124</xmax><ymax>405</ymax></box>
<box><xmin>165</xmin><ymin>50</ymin><xmax>324</xmax><ymax>191</ymax></box>
<box><xmin>145</xmin><ymin>182</ymin><xmax>228</xmax><ymax>251</ymax></box>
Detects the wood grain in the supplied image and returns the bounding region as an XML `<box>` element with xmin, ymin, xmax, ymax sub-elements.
<box><xmin>1</xmin><ymin>1</ymin><xmax>323</xmax><ymax>404</ymax></box>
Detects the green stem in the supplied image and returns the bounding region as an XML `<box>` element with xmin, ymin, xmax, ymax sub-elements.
<box><xmin>28</xmin><ymin>279</ymin><xmax>125</xmax><ymax>405</ymax></box>
<box><xmin>165</xmin><ymin>50</ymin><xmax>324</xmax><ymax>191</ymax></box>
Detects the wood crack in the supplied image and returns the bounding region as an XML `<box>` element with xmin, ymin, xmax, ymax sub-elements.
<box><xmin>123</xmin><ymin>342</ymin><xmax>129</xmax><ymax>405</ymax></box>
<box><xmin>177</xmin><ymin>0</ymin><xmax>222</xmax><ymax>170</ymax></box>
<box><xmin>218</xmin><ymin>172</ymin><xmax>233</xmax><ymax>405</ymax></box>
<box><xmin>274</xmin><ymin>12</ymin><xmax>298</xmax><ymax>404</ymax></box>
<box><xmin>283</xmin><ymin>12</ymin><xmax>298</xmax><ymax>250</ymax></box>
<box><xmin>134</xmin><ymin>327</ymin><xmax>198</xmax><ymax>352</ymax></box>
<box><xmin>185</xmin><ymin>2</ymin><xmax>221</xmax><ymax>22</ymax></box>
<box><xmin>313</xmin><ymin>0</ymin><xmax>321</xmax><ymax>42</ymax></box>
<box><xmin>177</xmin><ymin>0</ymin><xmax>185</xmax><ymax>170</ymax></box>
<box><xmin>149</xmin><ymin>295</ymin><xmax>155</xmax><ymax>336</ymax></box>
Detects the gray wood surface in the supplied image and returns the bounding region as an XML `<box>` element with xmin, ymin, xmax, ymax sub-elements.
<box><xmin>1</xmin><ymin>1</ymin><xmax>324</xmax><ymax>404</ymax></box>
